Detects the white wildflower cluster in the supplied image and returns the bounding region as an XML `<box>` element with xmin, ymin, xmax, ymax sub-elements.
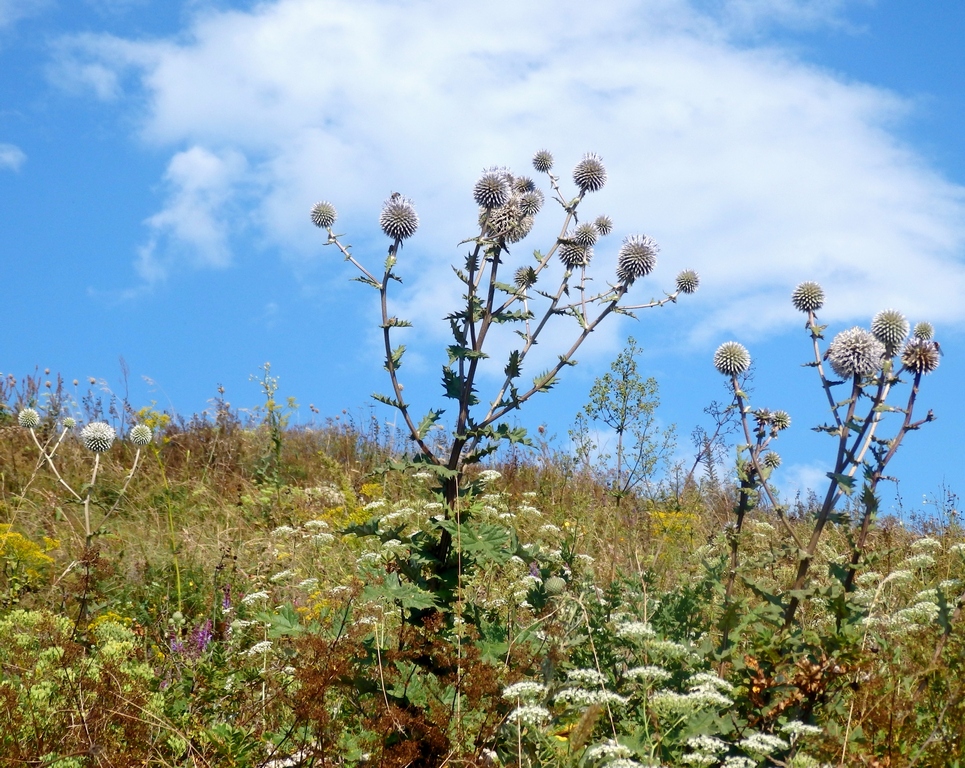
<box><xmin>245</xmin><ymin>640</ymin><xmax>273</xmax><ymax>657</ymax></box>
<box><xmin>880</xmin><ymin>569</ymin><xmax>914</xmax><ymax>587</ymax></box>
<box><xmin>298</xmin><ymin>578</ymin><xmax>319</xmax><ymax>590</ymax></box>
<box><xmin>241</xmin><ymin>591</ymin><xmax>270</xmax><ymax>606</ymax></box>
<box><xmin>722</xmin><ymin>758</ymin><xmax>756</xmax><ymax>768</ymax></box>
<box><xmin>424</xmin><ymin>502</ymin><xmax>444</xmax><ymax>513</ymax></box>
<box><xmin>902</xmin><ymin>553</ymin><xmax>935</xmax><ymax>570</ymax></box>
<box><xmin>647</xmin><ymin>639</ymin><xmax>691</xmax><ymax>660</ymax></box>
<box><xmin>780</xmin><ymin>721</ymin><xmax>823</xmax><ymax>739</ymax></box>
<box><xmin>413</xmin><ymin>471</ymin><xmax>434</xmax><ymax>481</ymax></box>
<box><xmin>517</xmin><ymin>505</ymin><xmax>542</xmax><ymax>517</ymax></box>
<box><xmin>555</xmin><ymin>687</ymin><xmax>628</xmax><ymax>707</ymax></box>
<box><xmin>910</xmin><ymin>536</ymin><xmax>942</xmax><ymax>552</ymax></box>
<box><xmin>939</xmin><ymin>578</ymin><xmax>961</xmax><ymax>591</ymax></box>
<box><xmin>271</xmin><ymin>525</ymin><xmax>297</xmax><ymax>537</ymax></box>
<box><xmin>479</xmin><ymin>469</ymin><xmax>502</xmax><ymax>484</ymax></box>
<box><xmin>686</xmin><ymin>735</ymin><xmax>729</xmax><ymax>755</ymax></box>
<box><xmin>689</xmin><ymin>672</ymin><xmax>735</xmax><ymax>695</ymax></box>
<box><xmin>381</xmin><ymin>539</ymin><xmax>409</xmax><ymax>557</ymax></box>
<box><xmin>567</xmin><ymin>668</ymin><xmax>607</xmax><ymax>687</ymax></box>
<box><xmin>914</xmin><ymin>588</ymin><xmax>938</xmax><ymax>603</ymax></box>
<box><xmin>364</xmin><ymin>499</ymin><xmax>387</xmax><ymax>511</ymax></box>
<box><xmin>306</xmin><ymin>483</ymin><xmax>344</xmax><ymax>507</ymax></box>
<box><xmin>626</xmin><ymin>665</ymin><xmax>672</xmax><ymax>685</ymax></box>
<box><xmin>270</xmin><ymin>569</ymin><xmax>295</xmax><ymax>583</ymax></box>
<box><xmin>950</xmin><ymin>542</ymin><xmax>965</xmax><ymax>556</ymax></box>
<box><xmin>502</xmin><ymin>681</ymin><xmax>547</xmax><ymax>701</ymax></box>
<box><xmin>739</xmin><ymin>732</ymin><xmax>789</xmax><ymax>755</ymax></box>
<box><xmin>680</xmin><ymin>753</ymin><xmax>716</xmax><ymax>766</ymax></box>
<box><xmin>894</xmin><ymin>601</ymin><xmax>940</xmax><ymax>625</ymax></box>
<box><xmin>616</xmin><ymin>621</ymin><xmax>656</xmax><ymax>640</ymax></box>
<box><xmin>507</xmin><ymin>704</ymin><xmax>550</xmax><ymax>726</ymax></box>
<box><xmin>312</xmin><ymin>532</ymin><xmax>335</xmax><ymax>545</ymax></box>
<box><xmin>585</xmin><ymin>739</ymin><xmax>634</xmax><ymax>761</ymax></box>
<box><xmin>855</xmin><ymin>571</ymin><xmax>882</xmax><ymax>587</ymax></box>
<box><xmin>303</xmin><ymin>519</ymin><xmax>330</xmax><ymax>531</ymax></box>
<box><xmin>539</xmin><ymin>523</ymin><xmax>561</xmax><ymax>534</ymax></box>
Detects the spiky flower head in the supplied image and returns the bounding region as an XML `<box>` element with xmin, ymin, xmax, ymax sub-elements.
<box><xmin>791</xmin><ymin>281</ymin><xmax>825</xmax><ymax>313</ymax></box>
<box><xmin>473</xmin><ymin>168</ymin><xmax>511</xmax><ymax>209</ymax></box>
<box><xmin>81</xmin><ymin>421</ymin><xmax>116</xmax><ymax>453</ymax></box>
<box><xmin>714</xmin><ymin>342</ymin><xmax>751</xmax><ymax>377</ymax></box>
<box><xmin>871</xmin><ymin>309</ymin><xmax>909</xmax><ymax>353</ymax></box>
<box><xmin>129</xmin><ymin>423</ymin><xmax>153</xmax><ymax>447</ymax></box>
<box><xmin>559</xmin><ymin>241</ymin><xmax>592</xmax><ymax>269</ymax></box>
<box><xmin>62</xmin><ymin>417</ymin><xmax>76</xmax><ymax>430</ymax></box>
<box><xmin>519</xmin><ymin>189</ymin><xmax>544</xmax><ymax>216</ymax></box>
<box><xmin>513</xmin><ymin>176</ymin><xmax>536</xmax><ymax>194</ymax></box>
<box><xmin>913</xmin><ymin>321</ymin><xmax>934</xmax><ymax>340</ymax></box>
<box><xmin>310</xmin><ymin>201</ymin><xmax>337</xmax><ymax>229</ymax></box>
<box><xmin>762</xmin><ymin>452</ymin><xmax>782</xmax><ymax>469</ymax></box>
<box><xmin>379</xmin><ymin>194</ymin><xmax>419</xmax><ymax>240</ymax></box>
<box><xmin>18</xmin><ymin>408</ymin><xmax>40</xmax><ymax>429</ymax></box>
<box><xmin>901</xmin><ymin>337</ymin><xmax>941</xmax><ymax>375</ymax></box>
<box><xmin>514</xmin><ymin>266</ymin><xmax>538</xmax><ymax>290</ymax></box>
<box><xmin>487</xmin><ymin>196</ymin><xmax>534</xmax><ymax>244</ymax></box>
<box><xmin>827</xmin><ymin>327</ymin><xmax>885</xmax><ymax>379</ymax></box>
<box><xmin>753</xmin><ymin>409</ymin><xmax>772</xmax><ymax>429</ymax></box>
<box><xmin>532</xmin><ymin>149</ymin><xmax>554</xmax><ymax>173</ymax></box>
<box><xmin>573</xmin><ymin>223</ymin><xmax>598</xmax><ymax>247</ymax></box>
<box><xmin>573</xmin><ymin>152</ymin><xmax>607</xmax><ymax>193</ymax></box>
<box><xmin>771</xmin><ymin>411</ymin><xmax>791</xmax><ymax>431</ymax></box>
<box><xmin>675</xmin><ymin>269</ymin><xmax>700</xmax><ymax>294</ymax></box>
<box><xmin>616</xmin><ymin>234</ymin><xmax>659</xmax><ymax>284</ymax></box>
<box><xmin>545</xmin><ymin>576</ymin><xmax>566</xmax><ymax>596</ymax></box>
<box><xmin>594</xmin><ymin>215</ymin><xmax>614</xmax><ymax>237</ymax></box>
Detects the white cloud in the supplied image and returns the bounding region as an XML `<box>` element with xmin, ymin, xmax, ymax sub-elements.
<box><xmin>53</xmin><ymin>0</ymin><xmax>965</xmax><ymax>337</ymax></box>
<box><xmin>0</xmin><ymin>142</ymin><xmax>25</xmax><ymax>171</ymax></box>
<box><xmin>0</xmin><ymin>0</ymin><xmax>50</xmax><ymax>30</ymax></box>
<box><xmin>135</xmin><ymin>145</ymin><xmax>248</xmax><ymax>283</ymax></box>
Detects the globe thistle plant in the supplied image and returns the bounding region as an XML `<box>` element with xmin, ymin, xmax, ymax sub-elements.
<box><xmin>901</xmin><ymin>337</ymin><xmax>941</xmax><ymax>374</ymax></box>
<box><xmin>310</xmin><ymin>201</ymin><xmax>337</xmax><ymax>229</ymax></box>
<box><xmin>791</xmin><ymin>281</ymin><xmax>824</xmax><ymax>313</ymax></box>
<box><xmin>762</xmin><ymin>451</ymin><xmax>781</xmax><ymax>469</ymax></box>
<box><xmin>572</xmin><ymin>152</ymin><xmax>607</xmax><ymax>193</ymax></box>
<box><xmin>81</xmin><ymin>422</ymin><xmax>116</xmax><ymax>453</ymax></box>
<box><xmin>771</xmin><ymin>410</ymin><xmax>791</xmax><ymax>431</ymax></box>
<box><xmin>913</xmin><ymin>321</ymin><xmax>934</xmax><ymax>340</ymax></box>
<box><xmin>473</xmin><ymin>168</ymin><xmax>511</xmax><ymax>209</ymax></box>
<box><xmin>559</xmin><ymin>241</ymin><xmax>592</xmax><ymax>269</ymax></box>
<box><xmin>572</xmin><ymin>223</ymin><xmax>598</xmax><ymax>247</ymax></box>
<box><xmin>379</xmin><ymin>194</ymin><xmax>419</xmax><ymax>240</ymax></box>
<box><xmin>714</xmin><ymin>342</ymin><xmax>751</xmax><ymax>377</ymax></box>
<box><xmin>675</xmin><ymin>269</ymin><xmax>700</xmax><ymax>295</ymax></box>
<box><xmin>18</xmin><ymin>408</ymin><xmax>40</xmax><ymax>429</ymax></box>
<box><xmin>532</xmin><ymin>149</ymin><xmax>554</xmax><ymax>173</ymax></box>
<box><xmin>519</xmin><ymin>189</ymin><xmax>544</xmax><ymax>216</ymax></box>
<box><xmin>826</xmin><ymin>327</ymin><xmax>885</xmax><ymax>379</ymax></box>
<box><xmin>871</xmin><ymin>309</ymin><xmax>909</xmax><ymax>354</ymax></box>
<box><xmin>514</xmin><ymin>266</ymin><xmax>537</xmax><ymax>290</ymax></box>
<box><xmin>616</xmin><ymin>235</ymin><xmax>659</xmax><ymax>284</ymax></box>
<box><xmin>594</xmin><ymin>215</ymin><xmax>614</xmax><ymax>237</ymax></box>
<box><xmin>62</xmin><ymin>417</ymin><xmax>76</xmax><ymax>430</ymax></box>
<box><xmin>129</xmin><ymin>423</ymin><xmax>153</xmax><ymax>447</ymax></box>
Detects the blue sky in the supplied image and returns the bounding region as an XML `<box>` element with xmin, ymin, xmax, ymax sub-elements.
<box><xmin>2</xmin><ymin>0</ymin><xmax>963</xmax><ymax>517</ymax></box>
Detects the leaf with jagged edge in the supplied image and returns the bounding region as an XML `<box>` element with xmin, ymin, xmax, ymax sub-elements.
<box><xmin>493</xmin><ymin>281</ymin><xmax>518</xmax><ymax>296</ymax></box>
<box><xmin>451</xmin><ymin>265</ymin><xmax>470</xmax><ymax>285</ymax></box>
<box><xmin>380</xmin><ymin>317</ymin><xmax>413</xmax><ymax>329</ymax></box>
<box><xmin>827</xmin><ymin>472</ymin><xmax>856</xmax><ymax>496</ymax></box>
<box><xmin>504</xmin><ymin>350</ymin><xmax>522</xmax><ymax>379</ymax></box>
<box><xmin>416</xmin><ymin>409</ymin><xmax>444</xmax><ymax>440</ymax></box>
<box><xmin>351</xmin><ymin>276</ymin><xmax>382</xmax><ymax>289</ymax></box>
<box><xmin>441</xmin><ymin>366</ymin><xmax>463</xmax><ymax>400</ymax></box>
<box><xmin>447</xmin><ymin>345</ymin><xmax>489</xmax><ymax>363</ymax></box>
<box><xmin>372</xmin><ymin>393</ymin><xmax>403</xmax><ymax>409</ymax></box>
<box><xmin>492</xmin><ymin>308</ymin><xmax>534</xmax><ymax>324</ymax></box>
<box><xmin>558</xmin><ymin>355</ymin><xmax>577</xmax><ymax>368</ymax></box>
<box><xmin>385</xmin><ymin>345</ymin><xmax>405</xmax><ymax>372</ymax></box>
<box><xmin>532</xmin><ymin>370</ymin><xmax>559</xmax><ymax>393</ymax></box>
<box><xmin>449</xmin><ymin>318</ymin><xmax>468</xmax><ymax>347</ymax></box>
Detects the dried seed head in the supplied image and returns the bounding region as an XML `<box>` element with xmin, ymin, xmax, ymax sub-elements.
<box><xmin>762</xmin><ymin>452</ymin><xmax>782</xmax><ymax>469</ymax></box>
<box><xmin>379</xmin><ymin>194</ymin><xmax>419</xmax><ymax>240</ymax></box>
<box><xmin>675</xmin><ymin>269</ymin><xmax>700</xmax><ymax>294</ymax></box>
<box><xmin>871</xmin><ymin>309</ymin><xmax>909</xmax><ymax>353</ymax></box>
<box><xmin>791</xmin><ymin>281</ymin><xmax>825</xmax><ymax>313</ymax></box>
<box><xmin>616</xmin><ymin>234</ymin><xmax>659</xmax><ymax>284</ymax></box>
<box><xmin>487</xmin><ymin>197</ymin><xmax>534</xmax><ymax>243</ymax></box>
<box><xmin>473</xmin><ymin>168</ymin><xmax>511</xmax><ymax>209</ymax></box>
<box><xmin>827</xmin><ymin>327</ymin><xmax>885</xmax><ymax>379</ymax></box>
<box><xmin>310</xmin><ymin>201</ymin><xmax>337</xmax><ymax>229</ymax></box>
<box><xmin>514</xmin><ymin>266</ymin><xmax>538</xmax><ymax>290</ymax></box>
<box><xmin>532</xmin><ymin>149</ymin><xmax>554</xmax><ymax>173</ymax></box>
<box><xmin>594</xmin><ymin>215</ymin><xmax>614</xmax><ymax>237</ymax></box>
<box><xmin>714</xmin><ymin>342</ymin><xmax>751</xmax><ymax>377</ymax></box>
<box><xmin>901</xmin><ymin>337</ymin><xmax>941</xmax><ymax>374</ymax></box>
<box><xmin>573</xmin><ymin>152</ymin><xmax>607</xmax><ymax>193</ymax></box>
<box><xmin>129</xmin><ymin>423</ymin><xmax>153</xmax><ymax>447</ymax></box>
<box><xmin>572</xmin><ymin>224</ymin><xmax>598</xmax><ymax>248</ymax></box>
<box><xmin>559</xmin><ymin>241</ymin><xmax>592</xmax><ymax>269</ymax></box>
<box><xmin>18</xmin><ymin>408</ymin><xmax>40</xmax><ymax>429</ymax></box>
<box><xmin>81</xmin><ymin>421</ymin><xmax>116</xmax><ymax>453</ymax></box>
<box><xmin>913</xmin><ymin>321</ymin><xmax>934</xmax><ymax>340</ymax></box>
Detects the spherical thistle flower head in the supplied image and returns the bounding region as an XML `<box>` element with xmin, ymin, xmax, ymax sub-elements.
<box><xmin>762</xmin><ymin>451</ymin><xmax>782</xmax><ymax>469</ymax></box>
<box><xmin>559</xmin><ymin>241</ymin><xmax>592</xmax><ymax>269</ymax></box>
<box><xmin>913</xmin><ymin>321</ymin><xmax>934</xmax><ymax>340</ymax></box>
<box><xmin>676</xmin><ymin>269</ymin><xmax>700</xmax><ymax>294</ymax></box>
<box><xmin>573</xmin><ymin>223</ymin><xmax>598</xmax><ymax>247</ymax></box>
<box><xmin>513</xmin><ymin>176</ymin><xmax>536</xmax><ymax>194</ymax></box>
<box><xmin>594</xmin><ymin>215</ymin><xmax>614</xmax><ymax>237</ymax></box>
<box><xmin>488</xmin><ymin>198</ymin><xmax>534</xmax><ymax>244</ymax></box>
<box><xmin>616</xmin><ymin>234</ymin><xmax>659</xmax><ymax>284</ymax></box>
<box><xmin>573</xmin><ymin>152</ymin><xmax>607</xmax><ymax>193</ymax></box>
<box><xmin>81</xmin><ymin>421</ymin><xmax>116</xmax><ymax>453</ymax></box>
<box><xmin>18</xmin><ymin>408</ymin><xmax>40</xmax><ymax>429</ymax></box>
<box><xmin>379</xmin><ymin>194</ymin><xmax>419</xmax><ymax>240</ymax></box>
<box><xmin>310</xmin><ymin>201</ymin><xmax>337</xmax><ymax>229</ymax></box>
<box><xmin>871</xmin><ymin>309</ymin><xmax>909</xmax><ymax>352</ymax></box>
<box><xmin>473</xmin><ymin>168</ymin><xmax>511</xmax><ymax>209</ymax></box>
<box><xmin>827</xmin><ymin>327</ymin><xmax>885</xmax><ymax>379</ymax></box>
<box><xmin>62</xmin><ymin>417</ymin><xmax>76</xmax><ymax>430</ymax></box>
<box><xmin>544</xmin><ymin>576</ymin><xmax>566</xmax><ymax>596</ymax></box>
<box><xmin>129</xmin><ymin>423</ymin><xmax>153</xmax><ymax>447</ymax></box>
<box><xmin>514</xmin><ymin>266</ymin><xmax>538</xmax><ymax>290</ymax></box>
<box><xmin>901</xmin><ymin>337</ymin><xmax>941</xmax><ymax>375</ymax></box>
<box><xmin>791</xmin><ymin>281</ymin><xmax>825</xmax><ymax>313</ymax></box>
<box><xmin>532</xmin><ymin>149</ymin><xmax>554</xmax><ymax>173</ymax></box>
<box><xmin>714</xmin><ymin>342</ymin><xmax>751</xmax><ymax>377</ymax></box>
<box><xmin>518</xmin><ymin>189</ymin><xmax>544</xmax><ymax>217</ymax></box>
<box><xmin>771</xmin><ymin>410</ymin><xmax>791</xmax><ymax>431</ymax></box>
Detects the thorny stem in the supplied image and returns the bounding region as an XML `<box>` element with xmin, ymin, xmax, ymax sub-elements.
<box><xmin>29</xmin><ymin>428</ymin><xmax>82</xmax><ymax>502</ymax></box>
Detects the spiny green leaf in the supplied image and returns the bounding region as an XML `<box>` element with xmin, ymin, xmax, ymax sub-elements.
<box><xmin>416</xmin><ymin>409</ymin><xmax>444</xmax><ymax>439</ymax></box>
<box><xmin>505</xmin><ymin>350</ymin><xmax>522</xmax><ymax>379</ymax></box>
